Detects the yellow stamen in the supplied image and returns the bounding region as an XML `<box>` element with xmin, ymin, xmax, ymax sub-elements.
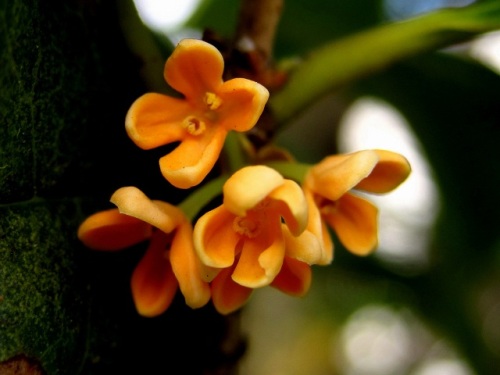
<box><xmin>182</xmin><ymin>116</ymin><xmax>206</xmax><ymax>135</ymax></box>
<box><xmin>205</xmin><ymin>92</ymin><xmax>222</xmax><ymax>110</ymax></box>
<box><xmin>233</xmin><ymin>216</ymin><xmax>260</xmax><ymax>238</ymax></box>
<box><xmin>319</xmin><ymin>201</ymin><xmax>337</xmax><ymax>215</ymax></box>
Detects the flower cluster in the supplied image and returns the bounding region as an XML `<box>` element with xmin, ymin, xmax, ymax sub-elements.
<box><xmin>78</xmin><ymin>39</ymin><xmax>411</xmax><ymax>316</ymax></box>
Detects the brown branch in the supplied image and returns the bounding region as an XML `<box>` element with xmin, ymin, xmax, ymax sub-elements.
<box><xmin>234</xmin><ymin>0</ymin><xmax>283</xmax><ymax>65</ymax></box>
<box><xmin>224</xmin><ymin>0</ymin><xmax>286</xmax><ymax>149</ymax></box>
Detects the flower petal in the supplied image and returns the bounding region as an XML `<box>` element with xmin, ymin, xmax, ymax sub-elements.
<box><xmin>131</xmin><ymin>231</ymin><xmax>178</xmax><ymax>317</ymax></box>
<box><xmin>211</xmin><ymin>266</ymin><xmax>253</xmax><ymax>315</ymax></box>
<box><xmin>268</xmin><ymin>179</ymin><xmax>308</xmax><ymax>236</ymax></box>
<box><xmin>355</xmin><ymin>149</ymin><xmax>411</xmax><ymax>194</ymax></box>
<box><xmin>271</xmin><ymin>257</ymin><xmax>311</xmax><ymax>297</ymax></box>
<box><xmin>125</xmin><ymin>93</ymin><xmax>190</xmax><ymax>149</ymax></box>
<box><xmin>164</xmin><ymin>39</ymin><xmax>224</xmax><ymax>100</ymax></box>
<box><xmin>304</xmin><ymin>189</ymin><xmax>334</xmax><ymax>265</ymax></box>
<box><xmin>282</xmin><ymin>224</ymin><xmax>323</xmax><ymax>265</ymax></box>
<box><xmin>77</xmin><ymin>208</ymin><xmax>152</xmax><ymax>251</ymax></box>
<box><xmin>306</xmin><ymin>150</ymin><xmax>379</xmax><ymax>201</ymax></box>
<box><xmin>223</xmin><ymin>165</ymin><xmax>284</xmax><ymax>217</ymax></box>
<box><xmin>169</xmin><ymin>221</ymin><xmax>211</xmax><ymax>309</ymax></box>
<box><xmin>159</xmin><ymin>127</ymin><xmax>227</xmax><ymax>189</ymax></box>
<box><xmin>322</xmin><ymin>193</ymin><xmax>378</xmax><ymax>256</ymax></box>
<box><xmin>110</xmin><ymin>187</ymin><xmax>182</xmax><ymax>233</ymax></box>
<box><xmin>232</xmin><ymin>220</ymin><xmax>285</xmax><ymax>288</ymax></box>
<box><xmin>193</xmin><ymin>205</ymin><xmax>240</xmax><ymax>269</ymax></box>
<box><xmin>217</xmin><ymin>78</ymin><xmax>269</xmax><ymax>132</ymax></box>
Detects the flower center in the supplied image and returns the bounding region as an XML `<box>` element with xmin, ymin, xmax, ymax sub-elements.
<box><xmin>316</xmin><ymin>196</ymin><xmax>337</xmax><ymax>215</ymax></box>
<box><xmin>182</xmin><ymin>116</ymin><xmax>206</xmax><ymax>135</ymax></box>
<box><xmin>233</xmin><ymin>216</ymin><xmax>261</xmax><ymax>238</ymax></box>
<box><xmin>204</xmin><ymin>92</ymin><xmax>222</xmax><ymax>110</ymax></box>
<box><xmin>232</xmin><ymin>199</ymin><xmax>271</xmax><ymax>238</ymax></box>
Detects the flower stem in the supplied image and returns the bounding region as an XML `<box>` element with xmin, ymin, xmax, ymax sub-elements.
<box><xmin>178</xmin><ymin>174</ymin><xmax>227</xmax><ymax>221</ymax></box>
<box><xmin>222</xmin><ymin>131</ymin><xmax>250</xmax><ymax>174</ymax></box>
<box><xmin>265</xmin><ymin>161</ymin><xmax>311</xmax><ymax>183</ymax></box>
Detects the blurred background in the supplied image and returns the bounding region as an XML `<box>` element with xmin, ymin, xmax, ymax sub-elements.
<box><xmin>130</xmin><ymin>0</ymin><xmax>500</xmax><ymax>374</ymax></box>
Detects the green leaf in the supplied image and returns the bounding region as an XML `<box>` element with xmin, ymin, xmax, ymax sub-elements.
<box><xmin>347</xmin><ymin>51</ymin><xmax>500</xmax><ymax>374</ymax></box>
<box><xmin>270</xmin><ymin>1</ymin><xmax>500</xmax><ymax>125</ymax></box>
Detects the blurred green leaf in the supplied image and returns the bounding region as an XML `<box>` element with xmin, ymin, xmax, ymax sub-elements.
<box><xmin>270</xmin><ymin>1</ymin><xmax>500</xmax><ymax>125</ymax></box>
<box><xmin>185</xmin><ymin>0</ymin><xmax>241</xmax><ymax>37</ymax></box>
<box><xmin>343</xmin><ymin>51</ymin><xmax>500</xmax><ymax>374</ymax></box>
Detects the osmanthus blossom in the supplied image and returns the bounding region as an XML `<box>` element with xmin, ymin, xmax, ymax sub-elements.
<box><xmin>77</xmin><ymin>186</ymin><xmax>211</xmax><ymax>317</ymax></box>
<box><xmin>210</xmin><ymin>256</ymin><xmax>312</xmax><ymax>315</ymax></box>
<box><xmin>125</xmin><ymin>39</ymin><xmax>270</xmax><ymax>189</ymax></box>
<box><xmin>303</xmin><ymin>149</ymin><xmax>411</xmax><ymax>260</ymax></box>
<box><xmin>193</xmin><ymin>165</ymin><xmax>322</xmax><ymax>314</ymax></box>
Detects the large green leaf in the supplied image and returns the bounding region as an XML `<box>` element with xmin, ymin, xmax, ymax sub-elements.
<box><xmin>270</xmin><ymin>1</ymin><xmax>500</xmax><ymax>124</ymax></box>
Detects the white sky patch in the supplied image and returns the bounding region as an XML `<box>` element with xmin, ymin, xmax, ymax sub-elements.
<box><xmin>338</xmin><ymin>97</ymin><xmax>440</xmax><ymax>270</ymax></box>
<box><xmin>133</xmin><ymin>0</ymin><xmax>201</xmax><ymax>31</ymax></box>
<box><xmin>468</xmin><ymin>31</ymin><xmax>500</xmax><ymax>74</ymax></box>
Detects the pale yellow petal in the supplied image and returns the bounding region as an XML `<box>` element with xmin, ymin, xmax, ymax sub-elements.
<box><xmin>304</xmin><ymin>189</ymin><xmax>334</xmax><ymax>265</ymax></box>
<box><xmin>282</xmin><ymin>224</ymin><xmax>323</xmax><ymax>265</ymax></box>
<box><xmin>355</xmin><ymin>149</ymin><xmax>411</xmax><ymax>193</ymax></box>
<box><xmin>268</xmin><ymin>179</ymin><xmax>308</xmax><ymax>236</ymax></box>
<box><xmin>193</xmin><ymin>206</ymin><xmax>240</xmax><ymax>269</ymax></box>
<box><xmin>223</xmin><ymin>165</ymin><xmax>284</xmax><ymax>217</ymax></box>
<box><xmin>306</xmin><ymin>150</ymin><xmax>379</xmax><ymax>201</ymax></box>
<box><xmin>232</xmin><ymin>219</ymin><xmax>285</xmax><ymax>288</ymax></box>
<box><xmin>110</xmin><ymin>186</ymin><xmax>182</xmax><ymax>233</ymax></box>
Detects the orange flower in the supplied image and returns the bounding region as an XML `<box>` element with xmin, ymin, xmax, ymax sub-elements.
<box><xmin>210</xmin><ymin>256</ymin><xmax>311</xmax><ymax>315</ymax></box>
<box><xmin>125</xmin><ymin>39</ymin><xmax>269</xmax><ymax>189</ymax></box>
<box><xmin>193</xmin><ymin>165</ymin><xmax>321</xmax><ymax>291</ymax></box>
<box><xmin>77</xmin><ymin>187</ymin><xmax>210</xmax><ymax>317</ymax></box>
<box><xmin>303</xmin><ymin>149</ymin><xmax>411</xmax><ymax>258</ymax></box>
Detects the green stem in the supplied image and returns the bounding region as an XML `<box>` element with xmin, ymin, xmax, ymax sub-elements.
<box><xmin>265</xmin><ymin>161</ymin><xmax>312</xmax><ymax>183</ymax></box>
<box><xmin>178</xmin><ymin>175</ymin><xmax>227</xmax><ymax>221</ymax></box>
<box><xmin>116</xmin><ymin>0</ymin><xmax>175</xmax><ymax>93</ymax></box>
<box><xmin>222</xmin><ymin>131</ymin><xmax>249</xmax><ymax>174</ymax></box>
<box><xmin>178</xmin><ymin>132</ymin><xmax>256</xmax><ymax>221</ymax></box>
<box><xmin>270</xmin><ymin>1</ymin><xmax>500</xmax><ymax>124</ymax></box>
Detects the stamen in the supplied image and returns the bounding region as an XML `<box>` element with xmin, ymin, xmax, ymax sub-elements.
<box><xmin>319</xmin><ymin>200</ymin><xmax>337</xmax><ymax>215</ymax></box>
<box><xmin>233</xmin><ymin>216</ymin><xmax>260</xmax><ymax>238</ymax></box>
<box><xmin>182</xmin><ymin>116</ymin><xmax>206</xmax><ymax>135</ymax></box>
<box><xmin>205</xmin><ymin>92</ymin><xmax>222</xmax><ymax>110</ymax></box>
